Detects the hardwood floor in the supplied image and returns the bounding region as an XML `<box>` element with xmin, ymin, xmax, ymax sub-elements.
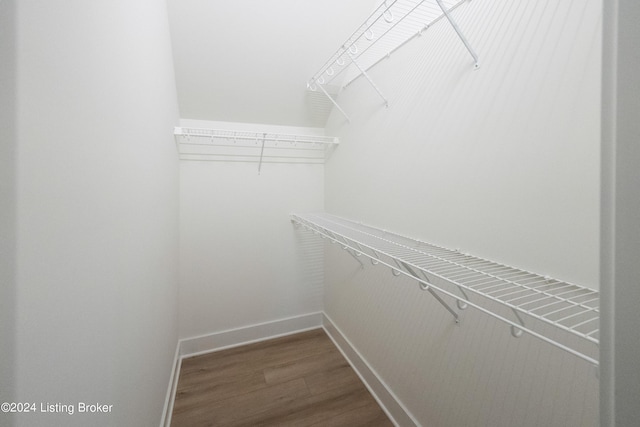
<box><xmin>170</xmin><ymin>329</ymin><xmax>393</xmax><ymax>426</ymax></box>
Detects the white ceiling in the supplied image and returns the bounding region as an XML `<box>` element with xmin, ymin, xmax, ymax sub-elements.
<box><xmin>166</xmin><ymin>0</ymin><xmax>379</xmax><ymax>128</ymax></box>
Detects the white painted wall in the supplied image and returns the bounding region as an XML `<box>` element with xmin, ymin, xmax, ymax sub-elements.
<box><xmin>13</xmin><ymin>1</ymin><xmax>180</xmax><ymax>426</ymax></box>
<box><xmin>323</xmin><ymin>0</ymin><xmax>601</xmax><ymax>425</ymax></box>
<box><xmin>166</xmin><ymin>0</ymin><xmax>378</xmax><ymax>127</ymax></box>
<box><xmin>601</xmin><ymin>1</ymin><xmax>640</xmax><ymax>425</ymax></box>
<box><xmin>326</xmin><ymin>0</ymin><xmax>601</xmax><ymax>290</ymax></box>
<box><xmin>0</xmin><ymin>1</ymin><xmax>17</xmax><ymax>426</ymax></box>
<box><xmin>179</xmin><ymin>120</ymin><xmax>325</xmax><ymax>340</ymax></box>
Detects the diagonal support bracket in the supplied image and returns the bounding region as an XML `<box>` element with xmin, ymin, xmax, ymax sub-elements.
<box><xmin>257</xmin><ymin>133</ymin><xmax>266</xmax><ymax>174</ymax></box>
<box><xmin>435</xmin><ymin>0</ymin><xmax>480</xmax><ymax>69</ymax></box>
<box><xmin>310</xmin><ymin>81</ymin><xmax>351</xmax><ymax>123</ymax></box>
<box><xmin>349</xmin><ymin>54</ymin><xmax>389</xmax><ymax>107</ymax></box>
<box><xmin>400</xmin><ymin>261</ymin><xmax>460</xmax><ymax>324</ymax></box>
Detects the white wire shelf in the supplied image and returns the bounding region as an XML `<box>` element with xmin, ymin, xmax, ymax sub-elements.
<box><xmin>291</xmin><ymin>213</ymin><xmax>600</xmax><ymax>365</ymax></box>
<box><xmin>174</xmin><ymin>127</ymin><xmax>339</xmax><ymax>172</ymax></box>
<box><xmin>307</xmin><ymin>0</ymin><xmax>478</xmax><ymax>121</ymax></box>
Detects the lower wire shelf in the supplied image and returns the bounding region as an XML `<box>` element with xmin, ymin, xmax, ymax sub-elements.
<box><xmin>291</xmin><ymin>213</ymin><xmax>599</xmax><ymax>366</ymax></box>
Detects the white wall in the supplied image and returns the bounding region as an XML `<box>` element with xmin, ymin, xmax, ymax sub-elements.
<box><xmin>326</xmin><ymin>0</ymin><xmax>601</xmax><ymax>290</ymax></box>
<box><xmin>13</xmin><ymin>1</ymin><xmax>180</xmax><ymax>426</ymax></box>
<box><xmin>0</xmin><ymin>1</ymin><xmax>17</xmax><ymax>426</ymax></box>
<box><xmin>323</xmin><ymin>0</ymin><xmax>601</xmax><ymax>425</ymax></box>
<box><xmin>179</xmin><ymin>120</ymin><xmax>325</xmax><ymax>340</ymax></box>
<box><xmin>601</xmin><ymin>1</ymin><xmax>640</xmax><ymax>425</ymax></box>
<box><xmin>166</xmin><ymin>0</ymin><xmax>378</xmax><ymax>127</ymax></box>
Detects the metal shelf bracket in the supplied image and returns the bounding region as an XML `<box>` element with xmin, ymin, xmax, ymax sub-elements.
<box><xmin>257</xmin><ymin>133</ymin><xmax>266</xmax><ymax>174</ymax></box>
<box><xmin>310</xmin><ymin>82</ymin><xmax>351</xmax><ymax>123</ymax></box>
<box><xmin>349</xmin><ymin>53</ymin><xmax>389</xmax><ymax>108</ymax></box>
<box><xmin>435</xmin><ymin>0</ymin><xmax>480</xmax><ymax>68</ymax></box>
<box><xmin>400</xmin><ymin>260</ymin><xmax>460</xmax><ymax>323</ymax></box>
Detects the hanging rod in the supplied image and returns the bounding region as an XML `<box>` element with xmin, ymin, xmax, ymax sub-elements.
<box><xmin>174</xmin><ymin>127</ymin><xmax>339</xmax><ymax>145</ymax></box>
<box><xmin>291</xmin><ymin>213</ymin><xmax>599</xmax><ymax>366</ymax></box>
<box><xmin>307</xmin><ymin>0</ymin><xmax>478</xmax><ymax>119</ymax></box>
<box><xmin>174</xmin><ymin>127</ymin><xmax>339</xmax><ymax>171</ymax></box>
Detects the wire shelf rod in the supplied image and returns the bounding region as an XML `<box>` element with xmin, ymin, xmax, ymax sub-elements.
<box><xmin>542</xmin><ymin>287</ymin><xmax>599</xmax><ymax>301</ymax></box>
<box><xmin>449</xmin><ymin>269</ymin><xmax>535</xmax><ymax>282</ymax></box>
<box><xmin>550</xmin><ymin>314</ymin><xmax>599</xmax><ymax>332</ymax></box>
<box><xmin>483</xmin><ymin>280</ymin><xmax>571</xmax><ymax>296</ymax></box>
<box><xmin>300</xmin><ymin>213</ymin><xmax>600</xmax><ymax>345</ymax></box>
<box><xmin>177</xmin><ymin>152</ymin><xmax>327</xmax><ymax>160</ymax></box>
<box><xmin>457</xmin><ymin>274</ymin><xmax>509</xmax><ymax>287</ymax></box>
<box><xmin>500</xmin><ymin>285</ymin><xmax>576</xmax><ymax>302</ymax></box>
<box><xmin>316</xmin><ymin>221</ymin><xmax>604</xmax><ymax>344</ymax></box>
<box><xmin>506</xmin><ymin>277</ymin><xmax>556</xmax><ymax>288</ymax></box>
<box><xmin>555</xmin><ymin>309</ymin><xmax>597</xmax><ymax>325</ymax></box>
<box><xmin>485</xmin><ymin>284</ymin><xmax>537</xmax><ymax>298</ymax></box>
<box><xmin>465</xmin><ymin>278</ymin><xmax>551</xmax><ymax>293</ymax></box>
<box><xmin>470</xmin><ymin>279</ymin><xmax>524</xmax><ymax>293</ymax></box>
<box><xmin>462</xmin><ymin>273</ymin><xmax>530</xmax><ymax>286</ymax></box>
<box><xmin>505</xmin><ymin>286</ymin><xmax>590</xmax><ymax>306</ymax></box>
<box><xmin>436</xmin><ymin>260</ymin><xmax>499</xmax><ymax>279</ymax></box>
<box><xmin>316</xmin><ymin>215</ymin><xmax>585</xmax><ymax>289</ymax></box>
<box><xmin>542</xmin><ymin>304</ymin><xmax>594</xmax><ymax>321</ymax></box>
<box><xmin>569</xmin><ymin>318</ymin><xmax>599</xmax><ymax>332</ymax></box>
<box><xmin>178</xmin><ymin>143</ymin><xmax>329</xmax><ymax>153</ymax></box>
<box><xmin>524</xmin><ymin>293</ymin><xmax>600</xmax><ymax>315</ymax></box>
<box><xmin>178</xmin><ymin>158</ymin><xmax>326</xmax><ymax>165</ymax></box>
<box><xmin>518</xmin><ymin>294</ymin><xmax>599</xmax><ymax>318</ymax></box>
<box><xmin>366</xmin><ymin>236</ymin><xmax>600</xmax><ymax>321</ymax></box>
<box><xmin>175</xmin><ymin>127</ymin><xmax>338</xmax><ymax>145</ymax></box>
<box><xmin>454</xmin><ymin>265</ymin><xmax>537</xmax><ymax>277</ymax></box>
<box><xmin>586</xmin><ymin>328</ymin><xmax>600</xmax><ymax>337</ymax></box>
<box><xmin>531</xmin><ymin>301</ymin><xmax>599</xmax><ymax>321</ymax></box>
<box><xmin>501</xmin><ymin>278</ymin><xmax>559</xmax><ymax>290</ymax></box>
<box><xmin>291</xmin><ymin>213</ymin><xmax>599</xmax><ymax>364</ymax></box>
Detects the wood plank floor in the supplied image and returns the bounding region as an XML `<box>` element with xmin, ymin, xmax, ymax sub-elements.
<box><xmin>170</xmin><ymin>329</ymin><xmax>393</xmax><ymax>426</ymax></box>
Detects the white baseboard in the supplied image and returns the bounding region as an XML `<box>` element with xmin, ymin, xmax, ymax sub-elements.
<box><xmin>178</xmin><ymin>311</ymin><xmax>324</xmax><ymax>358</ymax></box>
<box><xmin>159</xmin><ymin>341</ymin><xmax>181</xmax><ymax>427</ymax></box>
<box><xmin>322</xmin><ymin>313</ymin><xmax>419</xmax><ymax>427</ymax></box>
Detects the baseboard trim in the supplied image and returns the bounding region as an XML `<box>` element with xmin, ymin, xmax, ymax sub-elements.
<box><xmin>178</xmin><ymin>312</ymin><xmax>324</xmax><ymax>358</ymax></box>
<box><xmin>322</xmin><ymin>313</ymin><xmax>419</xmax><ymax>427</ymax></box>
<box><xmin>159</xmin><ymin>341</ymin><xmax>181</xmax><ymax>427</ymax></box>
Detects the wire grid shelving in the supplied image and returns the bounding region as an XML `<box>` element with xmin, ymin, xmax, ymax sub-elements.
<box><xmin>291</xmin><ymin>213</ymin><xmax>600</xmax><ymax>365</ymax></box>
<box><xmin>307</xmin><ymin>0</ymin><xmax>477</xmax><ymax>113</ymax></box>
<box><xmin>174</xmin><ymin>127</ymin><xmax>339</xmax><ymax>172</ymax></box>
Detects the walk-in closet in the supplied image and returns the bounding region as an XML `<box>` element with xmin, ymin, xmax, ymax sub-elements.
<box><xmin>2</xmin><ymin>0</ymin><xmax>639</xmax><ymax>426</ymax></box>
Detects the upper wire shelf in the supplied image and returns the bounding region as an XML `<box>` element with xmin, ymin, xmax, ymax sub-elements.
<box><xmin>174</xmin><ymin>127</ymin><xmax>339</xmax><ymax>172</ymax></box>
<box><xmin>310</xmin><ymin>0</ymin><xmax>474</xmax><ymax>89</ymax></box>
<box><xmin>291</xmin><ymin>213</ymin><xmax>599</xmax><ymax>365</ymax></box>
<box><xmin>307</xmin><ymin>0</ymin><xmax>478</xmax><ymax>122</ymax></box>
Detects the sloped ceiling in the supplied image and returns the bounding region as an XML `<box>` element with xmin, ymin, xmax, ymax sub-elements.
<box><xmin>166</xmin><ymin>0</ymin><xmax>378</xmax><ymax>127</ymax></box>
